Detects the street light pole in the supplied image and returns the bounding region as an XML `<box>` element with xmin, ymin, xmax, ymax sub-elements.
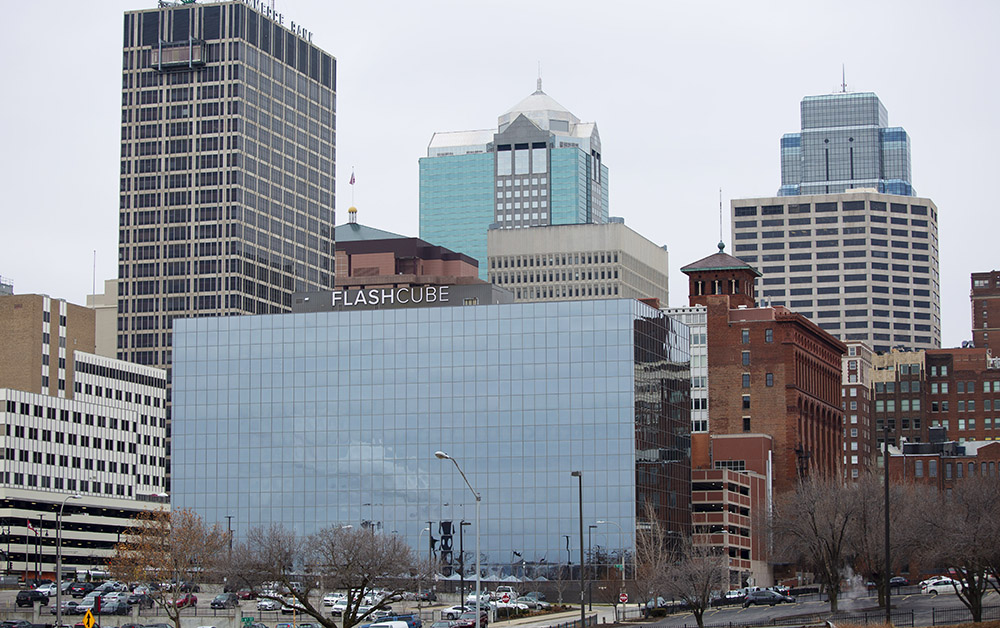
<box><xmin>571</xmin><ymin>471</ymin><xmax>584</xmax><ymax>626</ymax></box>
<box><xmin>459</xmin><ymin>520</ymin><xmax>470</xmax><ymax>604</ymax></box>
<box><xmin>587</xmin><ymin>525</ymin><xmax>597</xmax><ymax>611</ymax></box>
<box><xmin>435</xmin><ymin>452</ymin><xmax>482</xmax><ymax>628</ymax></box>
<box><xmin>596</xmin><ymin>520</ymin><xmax>626</xmax><ymax>587</ymax></box>
<box><xmin>884</xmin><ymin>421</ymin><xmax>891</xmax><ymax>624</ymax></box>
<box><xmin>225</xmin><ymin>515</ymin><xmax>233</xmax><ymax>560</ymax></box>
<box><xmin>57</xmin><ymin>494</ymin><xmax>83</xmax><ymax>628</ymax></box>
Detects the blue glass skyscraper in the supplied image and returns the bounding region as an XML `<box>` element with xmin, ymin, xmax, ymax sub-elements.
<box><xmin>419</xmin><ymin>81</ymin><xmax>609</xmax><ymax>279</ymax></box>
<box><xmin>779</xmin><ymin>92</ymin><xmax>913</xmax><ymax>196</ymax></box>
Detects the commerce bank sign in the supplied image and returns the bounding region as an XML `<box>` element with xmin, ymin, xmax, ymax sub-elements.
<box><xmin>331</xmin><ymin>286</ymin><xmax>450</xmax><ymax>308</ymax></box>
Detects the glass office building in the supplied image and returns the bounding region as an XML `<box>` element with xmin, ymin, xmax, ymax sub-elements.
<box><xmin>171</xmin><ymin>299</ymin><xmax>690</xmax><ymax>574</ymax></box>
<box><xmin>779</xmin><ymin>92</ymin><xmax>913</xmax><ymax>196</ymax></box>
<box><xmin>420</xmin><ymin>80</ymin><xmax>609</xmax><ymax>281</ymax></box>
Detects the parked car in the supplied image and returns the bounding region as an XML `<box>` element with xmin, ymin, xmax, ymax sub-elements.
<box><xmin>364</xmin><ymin>614</ymin><xmax>421</xmax><ymax>628</ymax></box>
<box><xmin>211</xmin><ymin>593</ymin><xmax>240</xmax><ymax>609</ymax></box>
<box><xmin>1</xmin><ymin>621</ymin><xmax>32</xmax><ymax>628</ymax></box>
<box><xmin>769</xmin><ymin>585</ymin><xmax>791</xmax><ymax>595</ymax></box>
<box><xmin>238</xmin><ymin>589</ymin><xmax>257</xmax><ymax>600</ymax></box>
<box><xmin>16</xmin><ymin>590</ymin><xmax>50</xmax><ymax>607</ymax></box>
<box><xmin>69</xmin><ymin>583</ymin><xmax>96</xmax><ymax>598</ymax></box>
<box><xmin>430</xmin><ymin>622</ymin><xmax>457</xmax><ymax>628</ymax></box>
<box><xmin>923</xmin><ymin>579</ymin><xmax>962</xmax><ymax>595</ymax></box>
<box><xmin>454</xmin><ymin>612</ymin><xmax>488</xmax><ymax>628</ymax></box>
<box><xmin>322</xmin><ymin>593</ymin><xmax>340</xmax><ymax>606</ymax></box>
<box><xmin>366</xmin><ymin>622</ymin><xmax>409</xmax><ymax>628</ymax></box>
<box><xmin>281</xmin><ymin>597</ymin><xmax>306</xmax><ymax>614</ymax></box>
<box><xmin>171</xmin><ymin>593</ymin><xmax>198</xmax><ymax>608</ymax></box>
<box><xmin>890</xmin><ymin>577</ymin><xmax>909</xmax><ymax>587</ymax></box>
<box><xmin>517</xmin><ymin>596</ymin><xmax>550</xmax><ymax>610</ymax></box>
<box><xmin>743</xmin><ymin>590</ymin><xmax>795</xmax><ymax>607</ymax></box>
<box><xmin>127</xmin><ymin>593</ymin><xmax>155</xmax><ymax>609</ymax></box>
<box><xmin>920</xmin><ymin>575</ymin><xmax>950</xmax><ymax>587</ymax></box>
<box><xmin>464</xmin><ymin>593</ymin><xmax>490</xmax><ymax>606</ymax></box>
<box><xmin>101</xmin><ymin>599</ymin><xmax>132</xmax><ymax>615</ymax></box>
<box><xmin>73</xmin><ymin>623</ymin><xmax>100</xmax><ymax>628</ymax></box>
<box><xmin>259</xmin><ymin>598</ymin><xmax>281</xmax><ymax>611</ymax></box>
<box><xmin>50</xmin><ymin>600</ymin><xmax>82</xmax><ymax>615</ymax></box>
<box><xmin>441</xmin><ymin>606</ymin><xmax>474</xmax><ymax>620</ymax></box>
<box><xmin>329</xmin><ymin>601</ymin><xmax>349</xmax><ymax>616</ymax></box>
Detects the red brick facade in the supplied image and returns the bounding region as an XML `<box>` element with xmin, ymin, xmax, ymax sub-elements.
<box><xmin>704</xmin><ymin>298</ymin><xmax>845</xmax><ymax>494</ymax></box>
<box><xmin>971</xmin><ymin>271</ymin><xmax>1000</xmax><ymax>355</ymax></box>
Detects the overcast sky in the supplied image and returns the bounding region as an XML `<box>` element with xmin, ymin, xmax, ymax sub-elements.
<box><xmin>1</xmin><ymin>0</ymin><xmax>996</xmax><ymax>348</ymax></box>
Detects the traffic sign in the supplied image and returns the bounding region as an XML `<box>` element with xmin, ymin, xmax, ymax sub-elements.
<box><xmin>83</xmin><ymin>610</ymin><xmax>96</xmax><ymax>628</ymax></box>
<box><xmin>619</xmin><ymin>593</ymin><xmax>628</xmax><ymax>603</ymax></box>
<box><xmin>242</xmin><ymin>618</ymin><xmax>254</xmax><ymax>627</ymax></box>
<box><xmin>500</xmin><ymin>594</ymin><xmax>510</xmax><ymax>603</ymax></box>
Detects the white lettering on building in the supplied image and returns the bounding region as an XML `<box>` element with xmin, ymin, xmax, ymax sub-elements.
<box><xmin>330</xmin><ymin>286</ymin><xmax>451</xmax><ymax>308</ymax></box>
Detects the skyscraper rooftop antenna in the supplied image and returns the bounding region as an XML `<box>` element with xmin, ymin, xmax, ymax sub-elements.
<box><xmin>537</xmin><ymin>62</ymin><xmax>542</xmax><ymax>93</ymax></box>
<box><xmin>841</xmin><ymin>64</ymin><xmax>848</xmax><ymax>93</ymax></box>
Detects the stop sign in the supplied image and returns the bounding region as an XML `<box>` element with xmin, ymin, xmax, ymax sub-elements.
<box><xmin>619</xmin><ymin>593</ymin><xmax>628</xmax><ymax>603</ymax></box>
<box><xmin>501</xmin><ymin>594</ymin><xmax>511</xmax><ymax>603</ymax></box>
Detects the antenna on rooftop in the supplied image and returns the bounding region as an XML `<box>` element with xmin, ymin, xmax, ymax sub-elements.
<box><xmin>719</xmin><ymin>188</ymin><xmax>724</xmax><ymax>246</ymax></box>
<box><xmin>841</xmin><ymin>64</ymin><xmax>848</xmax><ymax>93</ymax></box>
<box><xmin>537</xmin><ymin>61</ymin><xmax>542</xmax><ymax>92</ymax></box>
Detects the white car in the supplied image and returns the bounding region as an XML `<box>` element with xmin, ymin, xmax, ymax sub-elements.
<box><xmin>919</xmin><ymin>575</ymin><xmax>950</xmax><ymax>587</ymax></box>
<box><xmin>442</xmin><ymin>605</ymin><xmax>474</xmax><ymax>620</ymax></box>
<box><xmin>330</xmin><ymin>601</ymin><xmax>349</xmax><ymax>616</ymax></box>
<box><xmin>257</xmin><ymin>598</ymin><xmax>281</xmax><ymax>611</ymax></box>
<box><xmin>323</xmin><ymin>593</ymin><xmax>344</xmax><ymax>607</ymax></box>
<box><xmin>922</xmin><ymin>578</ymin><xmax>961</xmax><ymax>595</ymax></box>
<box><xmin>491</xmin><ymin>601</ymin><xmax>528</xmax><ymax>612</ymax></box>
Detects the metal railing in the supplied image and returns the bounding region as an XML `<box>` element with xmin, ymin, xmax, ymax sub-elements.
<box><xmin>543</xmin><ymin>615</ymin><xmax>598</xmax><ymax>628</ymax></box>
<box><xmin>931</xmin><ymin>604</ymin><xmax>1000</xmax><ymax>625</ymax></box>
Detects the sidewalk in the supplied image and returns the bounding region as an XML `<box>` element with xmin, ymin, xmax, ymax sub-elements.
<box><xmin>492</xmin><ymin>605</ymin><xmax>624</xmax><ymax>628</ymax></box>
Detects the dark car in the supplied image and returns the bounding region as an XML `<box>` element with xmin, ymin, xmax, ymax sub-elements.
<box><xmin>890</xmin><ymin>577</ymin><xmax>909</xmax><ymax>587</ymax></box>
<box><xmin>74</xmin><ymin>623</ymin><xmax>100</xmax><ymax>628</ymax></box>
<box><xmin>743</xmin><ymin>590</ymin><xmax>795</xmax><ymax>607</ymax></box>
<box><xmin>211</xmin><ymin>593</ymin><xmax>240</xmax><ymax>609</ymax></box>
<box><xmin>69</xmin><ymin>583</ymin><xmax>96</xmax><ymax>598</ymax></box>
<box><xmin>454</xmin><ymin>612</ymin><xmax>488</xmax><ymax>628</ymax></box>
<box><xmin>127</xmin><ymin>593</ymin><xmax>155</xmax><ymax>609</ymax></box>
<box><xmin>2</xmin><ymin>621</ymin><xmax>33</xmax><ymax>628</ymax></box>
<box><xmin>17</xmin><ymin>590</ymin><xmax>50</xmax><ymax>607</ymax></box>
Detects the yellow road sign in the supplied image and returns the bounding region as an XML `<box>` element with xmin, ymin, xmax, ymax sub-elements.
<box><xmin>83</xmin><ymin>610</ymin><xmax>96</xmax><ymax>628</ymax></box>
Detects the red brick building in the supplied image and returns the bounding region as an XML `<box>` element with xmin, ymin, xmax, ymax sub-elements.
<box><xmin>971</xmin><ymin>271</ymin><xmax>1000</xmax><ymax>354</ymax></box>
<box><xmin>888</xmin><ymin>437</ymin><xmax>1000</xmax><ymax>488</ymax></box>
<box><xmin>691</xmin><ymin>434</ymin><xmax>772</xmax><ymax>587</ymax></box>
<box><xmin>334</xmin><ymin>212</ymin><xmax>481</xmax><ymax>290</ymax></box>
<box><xmin>682</xmin><ymin>244</ymin><xmax>846</xmax><ymax>495</ymax></box>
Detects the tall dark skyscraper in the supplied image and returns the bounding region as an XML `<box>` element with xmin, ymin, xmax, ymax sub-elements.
<box><xmin>118</xmin><ymin>1</ymin><xmax>336</xmax><ymax>369</ymax></box>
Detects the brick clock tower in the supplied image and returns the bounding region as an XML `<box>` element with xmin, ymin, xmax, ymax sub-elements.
<box><xmin>682</xmin><ymin>242</ymin><xmax>845</xmax><ymax>494</ymax></box>
<box><xmin>680</xmin><ymin>241</ymin><xmax>760</xmax><ymax>309</ymax></box>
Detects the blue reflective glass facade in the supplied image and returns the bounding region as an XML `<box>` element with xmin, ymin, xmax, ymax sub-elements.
<box><xmin>779</xmin><ymin>92</ymin><xmax>913</xmax><ymax>197</ymax></box>
<box><xmin>171</xmin><ymin>299</ymin><xmax>690</xmax><ymax>574</ymax></box>
<box><xmin>418</xmin><ymin>153</ymin><xmax>495</xmax><ymax>280</ymax></box>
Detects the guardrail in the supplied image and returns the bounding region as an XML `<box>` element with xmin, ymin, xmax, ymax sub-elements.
<box><xmin>543</xmin><ymin>615</ymin><xmax>597</xmax><ymax>628</ymax></box>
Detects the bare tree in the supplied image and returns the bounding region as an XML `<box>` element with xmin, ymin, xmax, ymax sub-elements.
<box><xmin>662</xmin><ymin>538</ymin><xmax>729</xmax><ymax>628</ymax></box>
<box><xmin>229</xmin><ymin>524</ymin><xmax>425</xmax><ymax>628</ymax></box>
<box><xmin>633</xmin><ymin>503</ymin><xmax>672</xmax><ymax>609</ymax></box>
<box><xmin>918</xmin><ymin>474</ymin><xmax>1000</xmax><ymax>622</ymax></box>
<box><xmin>108</xmin><ymin>508</ymin><xmax>227</xmax><ymax>628</ymax></box>
<box><xmin>551</xmin><ymin>564</ymin><xmax>571</xmax><ymax>605</ymax></box>
<box><xmin>848</xmin><ymin>474</ymin><xmax>929</xmax><ymax>607</ymax></box>
<box><xmin>771</xmin><ymin>477</ymin><xmax>855</xmax><ymax>612</ymax></box>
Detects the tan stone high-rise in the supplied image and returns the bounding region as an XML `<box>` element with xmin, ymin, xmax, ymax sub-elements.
<box><xmin>118</xmin><ymin>1</ymin><xmax>337</xmax><ymax>369</ymax></box>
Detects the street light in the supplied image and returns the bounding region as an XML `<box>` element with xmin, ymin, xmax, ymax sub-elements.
<box><xmin>596</xmin><ymin>520</ymin><xmax>626</xmax><ymax>585</ymax></box>
<box><xmin>459</xmin><ymin>520</ymin><xmax>471</xmax><ymax>603</ymax></box>
<box><xmin>57</xmin><ymin>494</ymin><xmax>83</xmax><ymax>628</ymax></box>
<box><xmin>571</xmin><ymin>471</ymin><xmax>584</xmax><ymax>626</ymax></box>
<box><xmin>587</xmin><ymin>525</ymin><xmax>597</xmax><ymax>611</ymax></box>
<box><xmin>416</xmin><ymin>527</ymin><xmax>430</xmax><ymax>614</ymax></box>
<box><xmin>435</xmin><ymin>451</ymin><xmax>481</xmax><ymax>626</ymax></box>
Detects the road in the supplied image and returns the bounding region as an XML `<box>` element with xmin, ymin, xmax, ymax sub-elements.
<box><xmin>647</xmin><ymin>589</ymin><xmax>1000</xmax><ymax>628</ymax></box>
